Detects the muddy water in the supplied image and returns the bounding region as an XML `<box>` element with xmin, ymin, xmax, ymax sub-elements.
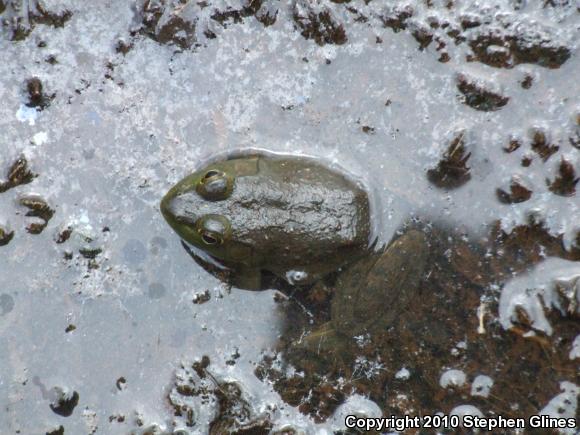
<box><xmin>0</xmin><ymin>1</ymin><xmax>578</xmax><ymax>433</ymax></box>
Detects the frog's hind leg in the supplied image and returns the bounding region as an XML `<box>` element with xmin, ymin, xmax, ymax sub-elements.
<box><xmin>287</xmin><ymin>322</ymin><xmax>354</xmax><ymax>373</ymax></box>
<box><xmin>331</xmin><ymin>229</ymin><xmax>431</xmax><ymax>338</ymax></box>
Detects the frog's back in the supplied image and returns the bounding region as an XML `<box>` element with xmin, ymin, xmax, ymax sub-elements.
<box><xmin>234</xmin><ymin>156</ymin><xmax>369</xmax><ymax>246</ymax></box>
<box><xmin>227</xmin><ymin>155</ymin><xmax>372</xmax><ymax>277</ymax></box>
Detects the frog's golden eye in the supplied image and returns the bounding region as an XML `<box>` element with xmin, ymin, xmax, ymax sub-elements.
<box><xmin>202</xmin><ymin>170</ymin><xmax>220</xmax><ymax>180</ymax></box>
<box><xmin>201</xmin><ymin>232</ymin><xmax>219</xmax><ymax>245</ymax></box>
<box><xmin>196</xmin><ymin>169</ymin><xmax>234</xmax><ymax>201</ymax></box>
<box><xmin>195</xmin><ymin>215</ymin><xmax>231</xmax><ymax>246</ymax></box>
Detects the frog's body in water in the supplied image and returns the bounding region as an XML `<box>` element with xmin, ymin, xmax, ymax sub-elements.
<box><xmin>161</xmin><ymin>152</ymin><xmax>428</xmax><ymax>358</ymax></box>
<box><xmin>161</xmin><ymin>153</ymin><xmax>373</xmax><ymax>285</ymax></box>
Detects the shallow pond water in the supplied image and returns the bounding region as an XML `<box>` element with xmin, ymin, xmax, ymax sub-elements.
<box><xmin>1</xmin><ymin>0</ymin><xmax>579</xmax><ymax>433</ymax></box>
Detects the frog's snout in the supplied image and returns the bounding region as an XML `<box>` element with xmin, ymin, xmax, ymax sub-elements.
<box><xmin>160</xmin><ymin>190</ymin><xmax>185</xmax><ymax>226</ymax></box>
<box><xmin>160</xmin><ymin>188</ymin><xmax>201</xmax><ymax>229</ymax></box>
<box><xmin>160</xmin><ymin>190</ymin><xmax>176</xmax><ymax>223</ymax></box>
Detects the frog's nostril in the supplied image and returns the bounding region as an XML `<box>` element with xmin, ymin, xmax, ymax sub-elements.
<box><xmin>174</xmin><ymin>215</ymin><xmax>190</xmax><ymax>224</ymax></box>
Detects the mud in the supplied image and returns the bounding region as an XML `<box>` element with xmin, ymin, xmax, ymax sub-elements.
<box><xmin>456</xmin><ymin>74</ymin><xmax>509</xmax><ymax>112</ymax></box>
<box><xmin>1</xmin><ymin>0</ymin><xmax>578</xmax><ymax>433</ymax></box>
<box><xmin>427</xmin><ymin>132</ymin><xmax>472</xmax><ymax>189</ymax></box>
<box><xmin>256</xmin><ymin>226</ymin><xmax>580</xmax><ymax>426</ymax></box>
<box><xmin>0</xmin><ymin>0</ymin><xmax>71</xmax><ymax>41</ymax></box>
<box><xmin>0</xmin><ymin>155</ymin><xmax>36</xmax><ymax>193</ymax></box>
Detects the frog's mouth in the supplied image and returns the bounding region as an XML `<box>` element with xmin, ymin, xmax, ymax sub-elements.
<box><xmin>180</xmin><ymin>240</ymin><xmax>230</xmax><ymax>271</ymax></box>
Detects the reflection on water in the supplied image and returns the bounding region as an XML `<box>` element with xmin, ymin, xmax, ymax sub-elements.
<box><xmin>1</xmin><ymin>0</ymin><xmax>578</xmax><ymax>433</ymax></box>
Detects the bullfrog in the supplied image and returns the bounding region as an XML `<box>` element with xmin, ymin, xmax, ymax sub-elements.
<box><xmin>161</xmin><ymin>152</ymin><xmax>429</xmax><ymax>357</ymax></box>
<box><xmin>162</xmin><ymin>152</ymin><xmax>580</xmax><ymax>423</ymax></box>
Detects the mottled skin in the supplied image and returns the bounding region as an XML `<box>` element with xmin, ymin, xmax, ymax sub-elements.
<box><xmin>161</xmin><ymin>152</ymin><xmax>428</xmax><ymax>353</ymax></box>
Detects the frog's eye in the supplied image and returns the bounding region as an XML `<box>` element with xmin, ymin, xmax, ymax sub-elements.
<box><xmin>195</xmin><ymin>215</ymin><xmax>231</xmax><ymax>246</ymax></box>
<box><xmin>203</xmin><ymin>170</ymin><xmax>220</xmax><ymax>179</ymax></box>
<box><xmin>196</xmin><ymin>169</ymin><xmax>234</xmax><ymax>201</ymax></box>
<box><xmin>201</xmin><ymin>232</ymin><xmax>220</xmax><ymax>245</ymax></box>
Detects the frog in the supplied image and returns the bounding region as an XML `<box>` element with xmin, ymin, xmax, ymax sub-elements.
<box><xmin>162</xmin><ymin>152</ymin><xmax>580</xmax><ymax>422</ymax></box>
<box><xmin>161</xmin><ymin>152</ymin><xmax>375</xmax><ymax>287</ymax></box>
<box><xmin>161</xmin><ymin>151</ymin><xmax>430</xmax><ymax>360</ymax></box>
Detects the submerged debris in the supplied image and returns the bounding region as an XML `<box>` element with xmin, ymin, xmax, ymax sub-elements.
<box><xmin>19</xmin><ymin>195</ymin><xmax>54</xmax><ymax>234</ymax></box>
<box><xmin>456</xmin><ymin>74</ymin><xmax>509</xmax><ymax>112</ymax></box>
<box><xmin>25</xmin><ymin>77</ymin><xmax>54</xmax><ymax>110</ymax></box>
<box><xmin>380</xmin><ymin>5</ymin><xmax>414</xmax><ymax>33</ymax></box>
<box><xmin>55</xmin><ymin>226</ymin><xmax>73</xmax><ymax>244</ymax></box>
<box><xmin>116</xmin><ymin>377</ymin><xmax>127</xmax><ymax>391</ymax></box>
<box><xmin>570</xmin><ymin>112</ymin><xmax>580</xmax><ymax>150</ymax></box>
<box><xmin>547</xmin><ymin>158</ymin><xmax>579</xmax><ymax>197</ymax></box>
<box><xmin>0</xmin><ymin>155</ymin><xmax>37</xmax><ymax>193</ymax></box>
<box><xmin>45</xmin><ymin>426</ymin><xmax>64</xmax><ymax>435</ymax></box>
<box><xmin>139</xmin><ymin>0</ymin><xmax>197</xmax><ymax>49</ymax></box>
<box><xmin>78</xmin><ymin>246</ymin><xmax>102</xmax><ymax>259</ymax></box>
<box><xmin>520</xmin><ymin>74</ymin><xmax>533</xmax><ymax>89</ymax></box>
<box><xmin>467</xmin><ymin>28</ymin><xmax>571</xmax><ymax>69</ymax></box>
<box><xmin>210</xmin><ymin>0</ymin><xmax>275</xmax><ymax>27</ymax></box>
<box><xmin>293</xmin><ymin>0</ymin><xmax>347</xmax><ymax>46</ymax></box>
<box><xmin>503</xmin><ymin>138</ymin><xmax>522</xmax><ymax>153</ymax></box>
<box><xmin>254</xmin><ymin>2</ymin><xmax>278</xmax><ymax>27</ymax></box>
<box><xmin>256</xmin><ymin>355</ymin><xmax>347</xmax><ymax>423</ymax></box>
<box><xmin>210</xmin><ymin>381</ymin><xmax>273</xmax><ymax>434</ymax></box>
<box><xmin>411</xmin><ymin>25</ymin><xmax>433</xmax><ymax>50</ymax></box>
<box><xmin>192</xmin><ymin>289</ymin><xmax>210</xmax><ymax>304</ymax></box>
<box><xmin>0</xmin><ymin>0</ymin><xmax>72</xmax><ymax>41</ymax></box>
<box><xmin>0</xmin><ymin>224</ymin><xmax>14</xmax><ymax>246</ymax></box>
<box><xmin>167</xmin><ymin>356</ymin><xmax>272</xmax><ymax>432</ymax></box>
<box><xmin>427</xmin><ymin>133</ymin><xmax>471</xmax><ymax>189</ymax></box>
<box><xmin>554</xmin><ymin>276</ymin><xmax>579</xmax><ymax>319</ymax></box>
<box><xmin>496</xmin><ymin>177</ymin><xmax>532</xmax><ymax>204</ymax></box>
<box><xmin>115</xmin><ymin>38</ymin><xmax>134</xmax><ymax>55</ymax></box>
<box><xmin>137</xmin><ymin>0</ymin><xmax>278</xmax><ymax>49</ymax></box>
<box><xmin>49</xmin><ymin>387</ymin><xmax>79</xmax><ymax>417</ymax></box>
<box><xmin>521</xmin><ymin>155</ymin><xmax>533</xmax><ymax>167</ymax></box>
<box><xmin>530</xmin><ymin>129</ymin><xmax>559</xmax><ymax>161</ymax></box>
<box><xmin>27</xmin><ymin>77</ymin><xmax>43</xmax><ymax>106</ymax></box>
<box><xmin>499</xmin><ymin>258</ymin><xmax>580</xmax><ymax>335</ymax></box>
<box><xmin>132</xmin><ymin>0</ymin><xmax>575</xmax><ymax>71</ymax></box>
<box><xmin>489</xmin><ymin>217</ymin><xmax>580</xmax><ymax>279</ymax></box>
